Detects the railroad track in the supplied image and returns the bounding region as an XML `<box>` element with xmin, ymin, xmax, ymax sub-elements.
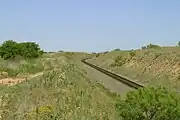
<box><xmin>81</xmin><ymin>58</ymin><xmax>144</xmax><ymax>89</ymax></box>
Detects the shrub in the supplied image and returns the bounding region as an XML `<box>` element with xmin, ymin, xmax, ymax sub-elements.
<box><xmin>18</xmin><ymin>42</ymin><xmax>43</xmax><ymax>59</ymax></box>
<box><xmin>111</xmin><ymin>56</ymin><xmax>127</xmax><ymax>67</ymax></box>
<box><xmin>113</xmin><ymin>48</ymin><xmax>121</xmax><ymax>51</ymax></box>
<box><xmin>95</xmin><ymin>53</ymin><xmax>100</xmax><ymax>57</ymax></box>
<box><xmin>116</xmin><ymin>86</ymin><xmax>180</xmax><ymax>120</ymax></box>
<box><xmin>0</xmin><ymin>40</ymin><xmax>43</xmax><ymax>60</ymax></box>
<box><xmin>178</xmin><ymin>41</ymin><xmax>180</xmax><ymax>47</ymax></box>
<box><xmin>0</xmin><ymin>40</ymin><xmax>19</xmax><ymax>60</ymax></box>
<box><xmin>142</xmin><ymin>44</ymin><xmax>161</xmax><ymax>49</ymax></box>
<box><xmin>129</xmin><ymin>50</ymin><xmax>136</xmax><ymax>58</ymax></box>
<box><xmin>146</xmin><ymin>44</ymin><xmax>161</xmax><ymax>49</ymax></box>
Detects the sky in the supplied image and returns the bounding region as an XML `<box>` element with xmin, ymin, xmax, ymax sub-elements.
<box><xmin>0</xmin><ymin>0</ymin><xmax>180</xmax><ymax>52</ymax></box>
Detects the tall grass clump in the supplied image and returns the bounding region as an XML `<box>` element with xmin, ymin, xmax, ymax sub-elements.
<box><xmin>0</xmin><ymin>58</ymin><xmax>45</xmax><ymax>78</ymax></box>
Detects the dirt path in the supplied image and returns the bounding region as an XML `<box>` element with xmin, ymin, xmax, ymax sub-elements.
<box><xmin>0</xmin><ymin>72</ymin><xmax>43</xmax><ymax>86</ymax></box>
<box><xmin>78</xmin><ymin>60</ymin><xmax>134</xmax><ymax>97</ymax></box>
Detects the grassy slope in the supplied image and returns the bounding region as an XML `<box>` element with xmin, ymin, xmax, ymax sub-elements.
<box><xmin>0</xmin><ymin>52</ymin><xmax>88</xmax><ymax>78</ymax></box>
<box><xmin>0</xmin><ymin>52</ymin><xmax>120</xmax><ymax>120</ymax></box>
<box><xmin>89</xmin><ymin>47</ymin><xmax>180</xmax><ymax>91</ymax></box>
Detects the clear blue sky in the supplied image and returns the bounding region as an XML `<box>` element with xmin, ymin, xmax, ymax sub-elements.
<box><xmin>0</xmin><ymin>0</ymin><xmax>180</xmax><ymax>52</ymax></box>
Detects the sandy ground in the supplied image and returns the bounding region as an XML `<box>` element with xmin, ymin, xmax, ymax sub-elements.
<box><xmin>0</xmin><ymin>72</ymin><xmax>43</xmax><ymax>86</ymax></box>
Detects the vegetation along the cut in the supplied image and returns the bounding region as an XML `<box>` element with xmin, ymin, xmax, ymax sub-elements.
<box><xmin>89</xmin><ymin>43</ymin><xmax>180</xmax><ymax>91</ymax></box>
<box><xmin>0</xmin><ymin>40</ymin><xmax>180</xmax><ymax>119</ymax></box>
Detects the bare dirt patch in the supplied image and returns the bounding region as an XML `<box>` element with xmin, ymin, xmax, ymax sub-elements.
<box><xmin>0</xmin><ymin>72</ymin><xmax>43</xmax><ymax>86</ymax></box>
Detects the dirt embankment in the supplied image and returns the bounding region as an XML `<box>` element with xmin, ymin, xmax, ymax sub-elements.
<box><xmin>89</xmin><ymin>47</ymin><xmax>180</xmax><ymax>89</ymax></box>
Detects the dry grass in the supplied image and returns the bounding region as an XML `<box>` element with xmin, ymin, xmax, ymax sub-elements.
<box><xmin>89</xmin><ymin>46</ymin><xmax>180</xmax><ymax>91</ymax></box>
<box><xmin>0</xmin><ymin>52</ymin><xmax>75</xmax><ymax>79</ymax></box>
<box><xmin>0</xmin><ymin>52</ymin><xmax>120</xmax><ymax>120</ymax></box>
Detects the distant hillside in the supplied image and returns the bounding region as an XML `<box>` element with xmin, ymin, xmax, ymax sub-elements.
<box><xmin>89</xmin><ymin>46</ymin><xmax>180</xmax><ymax>91</ymax></box>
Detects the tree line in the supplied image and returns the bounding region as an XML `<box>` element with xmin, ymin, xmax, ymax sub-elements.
<box><xmin>0</xmin><ymin>40</ymin><xmax>43</xmax><ymax>60</ymax></box>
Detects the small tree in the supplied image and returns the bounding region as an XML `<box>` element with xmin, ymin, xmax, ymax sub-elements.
<box><xmin>0</xmin><ymin>40</ymin><xmax>19</xmax><ymax>60</ymax></box>
<box><xmin>0</xmin><ymin>40</ymin><xmax>43</xmax><ymax>60</ymax></box>
<box><xmin>18</xmin><ymin>42</ymin><xmax>43</xmax><ymax>59</ymax></box>
<box><xmin>116</xmin><ymin>86</ymin><xmax>180</xmax><ymax>120</ymax></box>
<box><xmin>178</xmin><ymin>41</ymin><xmax>180</xmax><ymax>47</ymax></box>
<box><xmin>113</xmin><ymin>48</ymin><xmax>121</xmax><ymax>51</ymax></box>
<box><xmin>146</xmin><ymin>44</ymin><xmax>161</xmax><ymax>49</ymax></box>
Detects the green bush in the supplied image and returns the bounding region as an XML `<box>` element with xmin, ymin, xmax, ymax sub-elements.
<box><xmin>111</xmin><ymin>56</ymin><xmax>127</xmax><ymax>67</ymax></box>
<box><xmin>146</xmin><ymin>44</ymin><xmax>161</xmax><ymax>49</ymax></box>
<box><xmin>116</xmin><ymin>86</ymin><xmax>180</xmax><ymax>120</ymax></box>
<box><xmin>0</xmin><ymin>40</ymin><xmax>19</xmax><ymax>60</ymax></box>
<box><xmin>113</xmin><ymin>48</ymin><xmax>121</xmax><ymax>51</ymax></box>
<box><xmin>0</xmin><ymin>40</ymin><xmax>43</xmax><ymax>60</ymax></box>
<box><xmin>18</xmin><ymin>42</ymin><xmax>43</xmax><ymax>59</ymax></box>
<box><xmin>178</xmin><ymin>41</ymin><xmax>180</xmax><ymax>47</ymax></box>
